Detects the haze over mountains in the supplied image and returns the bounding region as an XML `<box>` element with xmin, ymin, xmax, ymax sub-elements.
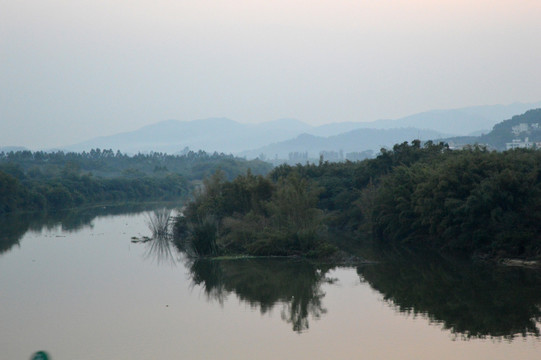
<box><xmin>365</xmin><ymin>102</ymin><xmax>541</xmax><ymax>135</ymax></box>
<box><xmin>239</xmin><ymin>128</ymin><xmax>448</xmax><ymax>160</ymax></box>
<box><xmin>56</xmin><ymin>101</ymin><xmax>541</xmax><ymax>159</ymax></box>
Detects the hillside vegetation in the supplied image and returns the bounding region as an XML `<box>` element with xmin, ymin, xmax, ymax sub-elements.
<box><xmin>175</xmin><ymin>141</ymin><xmax>541</xmax><ymax>260</ymax></box>
<box><xmin>479</xmin><ymin>108</ymin><xmax>541</xmax><ymax>149</ymax></box>
<box><xmin>446</xmin><ymin>108</ymin><xmax>541</xmax><ymax>150</ymax></box>
<box><xmin>0</xmin><ymin>149</ymin><xmax>272</xmax><ymax>214</ymax></box>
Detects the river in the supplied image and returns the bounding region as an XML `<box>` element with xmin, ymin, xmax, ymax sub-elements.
<box><xmin>1</xmin><ymin>204</ymin><xmax>540</xmax><ymax>359</ymax></box>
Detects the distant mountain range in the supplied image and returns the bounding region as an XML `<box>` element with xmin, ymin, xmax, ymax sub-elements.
<box><xmin>64</xmin><ymin>117</ymin><xmax>451</xmax><ymax>156</ymax></box>
<box><xmin>65</xmin><ymin>118</ymin><xmax>312</xmax><ymax>154</ymax></box>
<box><xmin>363</xmin><ymin>102</ymin><xmax>541</xmax><ymax>135</ymax></box>
<box><xmin>239</xmin><ymin>127</ymin><xmax>449</xmax><ymax>160</ymax></box>
<box><xmin>0</xmin><ymin>146</ymin><xmax>28</xmax><ymax>153</ymax></box>
<box><xmin>60</xmin><ymin>102</ymin><xmax>541</xmax><ymax>158</ymax></box>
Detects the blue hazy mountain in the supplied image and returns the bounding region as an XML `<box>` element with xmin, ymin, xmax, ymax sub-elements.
<box><xmin>239</xmin><ymin>127</ymin><xmax>450</xmax><ymax>160</ymax></box>
<box><xmin>363</xmin><ymin>102</ymin><xmax>541</xmax><ymax>135</ymax></box>
<box><xmin>0</xmin><ymin>146</ymin><xmax>28</xmax><ymax>153</ymax></box>
<box><xmin>62</xmin><ymin>102</ymin><xmax>541</xmax><ymax>156</ymax></box>
<box><xmin>65</xmin><ymin>118</ymin><xmax>313</xmax><ymax>154</ymax></box>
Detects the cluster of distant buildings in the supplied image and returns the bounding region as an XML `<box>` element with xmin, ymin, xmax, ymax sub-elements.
<box><xmin>284</xmin><ymin>150</ymin><xmax>373</xmax><ymax>165</ymax></box>
<box><xmin>506</xmin><ymin>123</ymin><xmax>541</xmax><ymax>150</ymax></box>
<box><xmin>260</xmin><ymin>121</ymin><xmax>541</xmax><ymax>164</ymax></box>
<box><xmin>505</xmin><ymin>138</ymin><xmax>541</xmax><ymax>150</ymax></box>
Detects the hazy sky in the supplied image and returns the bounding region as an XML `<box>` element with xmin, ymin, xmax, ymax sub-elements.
<box><xmin>2</xmin><ymin>0</ymin><xmax>541</xmax><ymax>149</ymax></box>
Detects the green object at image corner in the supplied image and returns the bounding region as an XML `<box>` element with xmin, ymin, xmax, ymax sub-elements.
<box><xmin>31</xmin><ymin>351</ymin><xmax>50</xmax><ymax>360</ymax></box>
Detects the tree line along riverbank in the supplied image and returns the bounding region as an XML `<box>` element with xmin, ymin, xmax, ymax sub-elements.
<box><xmin>174</xmin><ymin>141</ymin><xmax>541</xmax><ymax>261</ymax></box>
<box><xmin>0</xmin><ymin>149</ymin><xmax>271</xmax><ymax>214</ymax></box>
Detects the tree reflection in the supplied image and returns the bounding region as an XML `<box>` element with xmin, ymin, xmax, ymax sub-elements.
<box><xmin>0</xmin><ymin>213</ymin><xmax>27</xmax><ymax>254</ymax></box>
<box><xmin>357</xmin><ymin>249</ymin><xmax>541</xmax><ymax>339</ymax></box>
<box><xmin>0</xmin><ymin>203</ymin><xmax>178</xmax><ymax>256</ymax></box>
<box><xmin>142</xmin><ymin>209</ymin><xmax>178</xmax><ymax>266</ymax></box>
<box><xmin>186</xmin><ymin>259</ymin><xmax>333</xmax><ymax>332</ymax></box>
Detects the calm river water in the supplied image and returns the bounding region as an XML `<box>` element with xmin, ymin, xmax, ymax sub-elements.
<box><xmin>1</xmin><ymin>205</ymin><xmax>540</xmax><ymax>359</ymax></box>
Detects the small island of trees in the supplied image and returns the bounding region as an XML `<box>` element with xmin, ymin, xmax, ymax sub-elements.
<box><xmin>174</xmin><ymin>141</ymin><xmax>541</xmax><ymax>261</ymax></box>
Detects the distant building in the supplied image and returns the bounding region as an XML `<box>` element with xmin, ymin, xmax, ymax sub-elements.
<box><xmin>511</xmin><ymin>123</ymin><xmax>540</xmax><ymax>136</ymax></box>
<box><xmin>506</xmin><ymin>137</ymin><xmax>535</xmax><ymax>150</ymax></box>
<box><xmin>288</xmin><ymin>151</ymin><xmax>308</xmax><ymax>164</ymax></box>
<box><xmin>345</xmin><ymin>150</ymin><xmax>373</xmax><ymax>161</ymax></box>
<box><xmin>511</xmin><ymin>123</ymin><xmax>530</xmax><ymax>135</ymax></box>
<box><xmin>319</xmin><ymin>150</ymin><xmax>344</xmax><ymax>162</ymax></box>
<box><xmin>447</xmin><ymin>142</ymin><xmax>467</xmax><ymax>150</ymax></box>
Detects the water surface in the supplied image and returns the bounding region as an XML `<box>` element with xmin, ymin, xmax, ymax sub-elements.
<box><xmin>1</xmin><ymin>206</ymin><xmax>540</xmax><ymax>359</ymax></box>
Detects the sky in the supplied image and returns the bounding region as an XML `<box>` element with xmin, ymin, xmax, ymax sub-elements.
<box><xmin>2</xmin><ymin>0</ymin><xmax>541</xmax><ymax>149</ymax></box>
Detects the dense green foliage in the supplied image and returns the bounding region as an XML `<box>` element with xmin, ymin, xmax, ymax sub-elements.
<box><xmin>174</xmin><ymin>170</ymin><xmax>333</xmax><ymax>257</ymax></box>
<box><xmin>371</xmin><ymin>147</ymin><xmax>541</xmax><ymax>258</ymax></box>
<box><xmin>175</xmin><ymin>140</ymin><xmax>541</xmax><ymax>259</ymax></box>
<box><xmin>268</xmin><ymin>140</ymin><xmax>448</xmax><ymax>230</ymax></box>
<box><xmin>0</xmin><ymin>148</ymin><xmax>271</xmax><ymax>180</ymax></box>
<box><xmin>0</xmin><ymin>149</ymin><xmax>272</xmax><ymax>214</ymax></box>
<box><xmin>0</xmin><ymin>169</ymin><xmax>188</xmax><ymax>214</ymax></box>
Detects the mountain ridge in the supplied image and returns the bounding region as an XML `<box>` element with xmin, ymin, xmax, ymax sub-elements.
<box><xmin>239</xmin><ymin>127</ymin><xmax>451</xmax><ymax>160</ymax></box>
<box><xmin>444</xmin><ymin>108</ymin><xmax>541</xmax><ymax>150</ymax></box>
<box><xmin>58</xmin><ymin>102</ymin><xmax>541</xmax><ymax>156</ymax></box>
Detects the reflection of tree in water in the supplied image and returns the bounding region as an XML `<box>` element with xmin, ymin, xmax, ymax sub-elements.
<box><xmin>142</xmin><ymin>233</ymin><xmax>178</xmax><ymax>266</ymax></box>
<box><xmin>357</xmin><ymin>249</ymin><xmax>541</xmax><ymax>339</ymax></box>
<box><xmin>0</xmin><ymin>203</ymin><xmax>178</xmax><ymax>256</ymax></box>
<box><xmin>187</xmin><ymin>259</ymin><xmax>334</xmax><ymax>332</ymax></box>
<box><xmin>0</xmin><ymin>214</ymin><xmax>28</xmax><ymax>254</ymax></box>
<box><xmin>142</xmin><ymin>209</ymin><xmax>178</xmax><ymax>266</ymax></box>
<box><xmin>0</xmin><ymin>211</ymin><xmax>71</xmax><ymax>255</ymax></box>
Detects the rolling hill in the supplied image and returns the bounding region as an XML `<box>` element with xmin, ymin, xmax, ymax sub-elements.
<box><xmin>60</xmin><ymin>102</ymin><xmax>541</xmax><ymax>158</ymax></box>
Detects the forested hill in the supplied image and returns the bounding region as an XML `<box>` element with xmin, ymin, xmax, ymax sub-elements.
<box><xmin>478</xmin><ymin>108</ymin><xmax>541</xmax><ymax>149</ymax></box>
<box><xmin>0</xmin><ymin>149</ymin><xmax>272</xmax><ymax>215</ymax></box>
<box><xmin>174</xmin><ymin>141</ymin><xmax>541</xmax><ymax>260</ymax></box>
<box><xmin>445</xmin><ymin>108</ymin><xmax>541</xmax><ymax>150</ymax></box>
